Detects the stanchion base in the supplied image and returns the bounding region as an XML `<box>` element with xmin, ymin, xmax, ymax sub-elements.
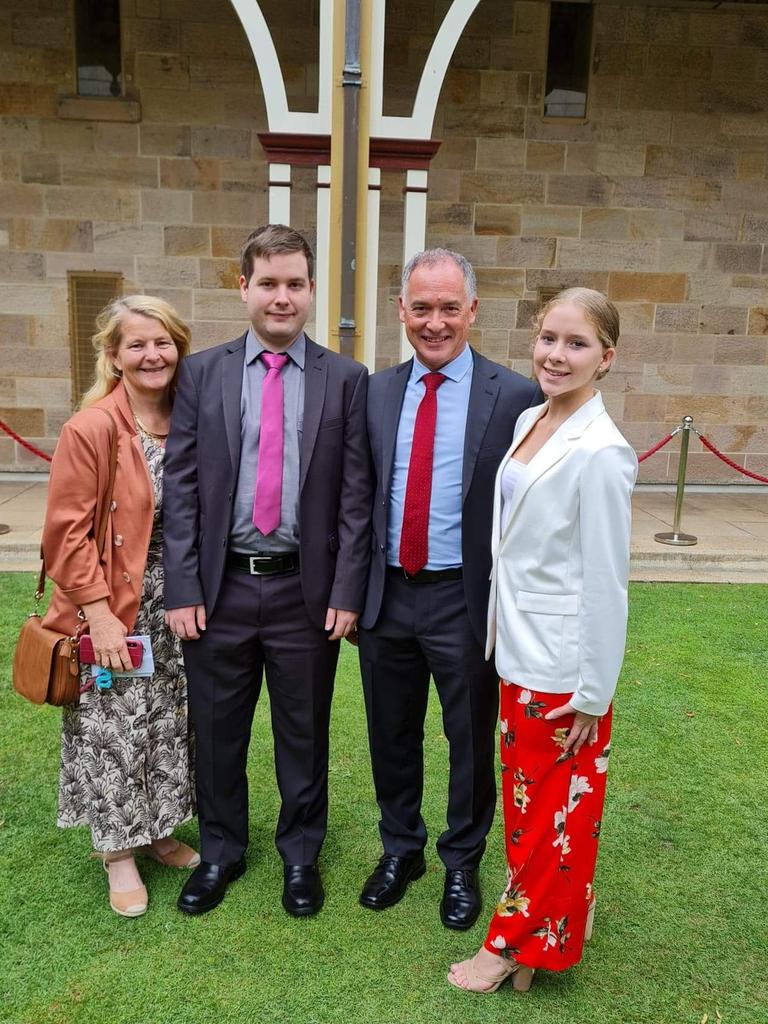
<box><xmin>0</xmin><ymin>523</ymin><xmax>9</xmax><ymax>535</ymax></box>
<box><xmin>654</xmin><ymin>531</ymin><xmax>697</xmax><ymax>547</ymax></box>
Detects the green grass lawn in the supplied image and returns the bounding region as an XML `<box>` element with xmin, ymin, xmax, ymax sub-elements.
<box><xmin>1</xmin><ymin>574</ymin><xmax>766</xmax><ymax>1024</ymax></box>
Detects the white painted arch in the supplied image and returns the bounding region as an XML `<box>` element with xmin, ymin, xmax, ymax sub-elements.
<box><xmin>228</xmin><ymin>0</ymin><xmax>334</xmax><ymax>134</ymax></box>
<box><xmin>371</xmin><ymin>0</ymin><xmax>483</xmax><ymax>140</ymax></box>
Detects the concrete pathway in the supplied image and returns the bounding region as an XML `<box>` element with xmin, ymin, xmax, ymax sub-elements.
<box><xmin>0</xmin><ymin>473</ymin><xmax>766</xmax><ymax>583</ymax></box>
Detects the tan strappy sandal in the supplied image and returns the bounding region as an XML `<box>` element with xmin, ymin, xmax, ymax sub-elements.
<box><xmin>585</xmin><ymin>896</ymin><xmax>597</xmax><ymax>941</ymax></box>
<box><xmin>447</xmin><ymin>953</ymin><xmax>520</xmax><ymax>993</ymax></box>
<box><xmin>139</xmin><ymin>839</ymin><xmax>201</xmax><ymax>869</ymax></box>
<box><xmin>512</xmin><ymin>965</ymin><xmax>536</xmax><ymax>992</ymax></box>
<box><xmin>93</xmin><ymin>851</ymin><xmax>148</xmax><ymax>917</ymax></box>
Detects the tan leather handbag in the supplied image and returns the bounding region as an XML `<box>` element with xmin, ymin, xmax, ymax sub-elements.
<box><xmin>12</xmin><ymin>411</ymin><xmax>118</xmax><ymax>706</ymax></box>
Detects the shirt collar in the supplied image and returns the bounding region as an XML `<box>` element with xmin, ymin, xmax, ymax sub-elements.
<box><xmin>411</xmin><ymin>343</ymin><xmax>472</xmax><ymax>384</ymax></box>
<box><xmin>245</xmin><ymin>328</ymin><xmax>306</xmax><ymax>369</ymax></box>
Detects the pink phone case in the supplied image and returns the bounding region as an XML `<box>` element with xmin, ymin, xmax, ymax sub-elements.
<box><xmin>79</xmin><ymin>636</ymin><xmax>143</xmax><ymax>668</ymax></box>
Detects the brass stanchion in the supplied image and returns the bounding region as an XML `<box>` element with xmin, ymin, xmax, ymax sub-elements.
<box><xmin>655</xmin><ymin>415</ymin><xmax>697</xmax><ymax>547</ymax></box>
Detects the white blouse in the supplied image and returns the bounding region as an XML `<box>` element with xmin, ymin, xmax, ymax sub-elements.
<box><xmin>500</xmin><ymin>458</ymin><xmax>526</xmax><ymax>536</ymax></box>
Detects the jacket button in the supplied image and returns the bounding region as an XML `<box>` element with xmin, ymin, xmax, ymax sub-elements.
<box><xmin>110</xmin><ymin>500</ymin><xmax>117</xmax><ymax>511</ymax></box>
<box><xmin>380</xmin><ymin>544</ymin><xmax>385</xmax><ymax>552</ymax></box>
<box><xmin>122</xmin><ymin>572</ymin><xmax>131</xmax><ymax>582</ymax></box>
<box><xmin>114</xmin><ymin>534</ymin><xmax>124</xmax><ymax>546</ymax></box>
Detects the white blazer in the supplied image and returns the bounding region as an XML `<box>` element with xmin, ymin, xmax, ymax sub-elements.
<box><xmin>485</xmin><ymin>391</ymin><xmax>637</xmax><ymax>717</ymax></box>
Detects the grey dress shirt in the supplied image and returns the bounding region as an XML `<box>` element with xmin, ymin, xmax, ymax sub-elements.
<box><xmin>229</xmin><ymin>329</ymin><xmax>305</xmax><ymax>553</ymax></box>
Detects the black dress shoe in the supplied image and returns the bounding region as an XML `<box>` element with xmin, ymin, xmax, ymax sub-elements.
<box><xmin>440</xmin><ymin>867</ymin><xmax>481</xmax><ymax>930</ymax></box>
<box><xmin>359</xmin><ymin>853</ymin><xmax>426</xmax><ymax>910</ymax></box>
<box><xmin>177</xmin><ymin>858</ymin><xmax>246</xmax><ymax>915</ymax></box>
<box><xmin>282</xmin><ymin>864</ymin><xmax>324</xmax><ymax>917</ymax></box>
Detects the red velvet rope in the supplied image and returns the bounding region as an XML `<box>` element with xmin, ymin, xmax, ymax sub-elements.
<box><xmin>1</xmin><ymin>416</ymin><xmax>766</xmax><ymax>484</ymax></box>
<box><xmin>697</xmin><ymin>433</ymin><xmax>768</xmax><ymax>485</ymax></box>
<box><xmin>0</xmin><ymin>418</ymin><xmax>52</xmax><ymax>462</ymax></box>
<box><xmin>637</xmin><ymin>432</ymin><xmax>675</xmax><ymax>463</ymax></box>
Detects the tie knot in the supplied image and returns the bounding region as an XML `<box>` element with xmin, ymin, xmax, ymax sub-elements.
<box><xmin>422</xmin><ymin>372</ymin><xmax>446</xmax><ymax>392</ymax></box>
<box><xmin>261</xmin><ymin>351</ymin><xmax>289</xmax><ymax>372</ymax></box>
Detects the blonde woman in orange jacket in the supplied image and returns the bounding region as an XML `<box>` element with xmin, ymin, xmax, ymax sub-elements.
<box><xmin>42</xmin><ymin>295</ymin><xmax>198</xmax><ymax>917</ymax></box>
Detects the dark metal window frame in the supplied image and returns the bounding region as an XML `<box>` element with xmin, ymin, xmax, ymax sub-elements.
<box><xmin>74</xmin><ymin>0</ymin><xmax>123</xmax><ymax>98</ymax></box>
<box><xmin>542</xmin><ymin>0</ymin><xmax>595</xmax><ymax>123</ymax></box>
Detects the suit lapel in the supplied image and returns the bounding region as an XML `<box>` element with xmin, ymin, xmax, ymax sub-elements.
<box><xmin>222</xmin><ymin>334</ymin><xmax>247</xmax><ymax>473</ymax></box>
<box><xmin>381</xmin><ymin>361</ymin><xmax>411</xmax><ymax>496</ymax></box>
<box><xmin>462</xmin><ymin>351</ymin><xmax>500</xmax><ymax>501</ymax></box>
<box><xmin>300</xmin><ymin>338</ymin><xmax>327</xmax><ymax>492</ymax></box>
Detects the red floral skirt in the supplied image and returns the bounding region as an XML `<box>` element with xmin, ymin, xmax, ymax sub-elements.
<box><xmin>482</xmin><ymin>681</ymin><xmax>613</xmax><ymax>971</ymax></box>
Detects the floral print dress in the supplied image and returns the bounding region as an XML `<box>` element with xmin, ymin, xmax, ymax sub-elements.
<box><xmin>57</xmin><ymin>430</ymin><xmax>195</xmax><ymax>853</ymax></box>
<box><xmin>482</xmin><ymin>681</ymin><xmax>612</xmax><ymax>970</ymax></box>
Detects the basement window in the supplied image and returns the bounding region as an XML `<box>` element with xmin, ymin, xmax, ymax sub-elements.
<box><xmin>75</xmin><ymin>0</ymin><xmax>122</xmax><ymax>97</ymax></box>
<box><xmin>68</xmin><ymin>272</ymin><xmax>123</xmax><ymax>407</ymax></box>
<box><xmin>544</xmin><ymin>2</ymin><xmax>593</xmax><ymax>119</ymax></box>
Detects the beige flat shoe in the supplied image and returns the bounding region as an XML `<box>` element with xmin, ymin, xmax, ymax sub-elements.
<box><xmin>94</xmin><ymin>851</ymin><xmax>148</xmax><ymax>918</ymax></box>
<box><xmin>141</xmin><ymin>839</ymin><xmax>201</xmax><ymax>869</ymax></box>
<box><xmin>447</xmin><ymin>952</ymin><xmax>520</xmax><ymax>994</ymax></box>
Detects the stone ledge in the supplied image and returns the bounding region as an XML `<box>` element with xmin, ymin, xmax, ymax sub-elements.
<box><xmin>57</xmin><ymin>96</ymin><xmax>142</xmax><ymax>123</ymax></box>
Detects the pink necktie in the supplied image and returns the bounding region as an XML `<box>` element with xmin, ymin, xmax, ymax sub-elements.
<box><xmin>252</xmin><ymin>351</ymin><xmax>289</xmax><ymax>535</ymax></box>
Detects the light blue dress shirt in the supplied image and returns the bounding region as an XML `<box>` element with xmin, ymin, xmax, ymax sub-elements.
<box><xmin>387</xmin><ymin>345</ymin><xmax>473</xmax><ymax>569</ymax></box>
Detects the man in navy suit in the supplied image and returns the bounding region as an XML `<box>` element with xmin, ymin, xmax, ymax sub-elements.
<box><xmin>164</xmin><ymin>225</ymin><xmax>371</xmax><ymax>917</ymax></box>
<box><xmin>356</xmin><ymin>248</ymin><xmax>539</xmax><ymax>929</ymax></box>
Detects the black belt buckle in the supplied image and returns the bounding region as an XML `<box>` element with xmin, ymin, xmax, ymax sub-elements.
<box><xmin>228</xmin><ymin>552</ymin><xmax>298</xmax><ymax>575</ymax></box>
<box><xmin>248</xmin><ymin>555</ymin><xmax>297</xmax><ymax>576</ymax></box>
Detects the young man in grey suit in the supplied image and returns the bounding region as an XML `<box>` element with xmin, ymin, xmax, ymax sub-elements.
<box><xmin>356</xmin><ymin>248</ymin><xmax>540</xmax><ymax>929</ymax></box>
<box><xmin>163</xmin><ymin>225</ymin><xmax>371</xmax><ymax>917</ymax></box>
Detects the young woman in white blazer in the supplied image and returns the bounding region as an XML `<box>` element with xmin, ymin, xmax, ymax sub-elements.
<box><xmin>449</xmin><ymin>288</ymin><xmax>637</xmax><ymax>995</ymax></box>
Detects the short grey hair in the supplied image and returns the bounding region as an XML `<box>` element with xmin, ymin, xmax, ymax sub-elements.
<box><xmin>401</xmin><ymin>248</ymin><xmax>477</xmax><ymax>303</ymax></box>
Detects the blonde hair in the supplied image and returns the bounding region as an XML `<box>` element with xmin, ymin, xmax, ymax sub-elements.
<box><xmin>534</xmin><ymin>287</ymin><xmax>619</xmax><ymax>380</ymax></box>
<box><xmin>80</xmin><ymin>294</ymin><xmax>191</xmax><ymax>409</ymax></box>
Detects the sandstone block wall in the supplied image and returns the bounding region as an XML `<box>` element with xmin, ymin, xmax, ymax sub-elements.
<box><xmin>379</xmin><ymin>0</ymin><xmax>768</xmax><ymax>483</ymax></box>
<box><xmin>0</xmin><ymin>0</ymin><xmax>766</xmax><ymax>483</ymax></box>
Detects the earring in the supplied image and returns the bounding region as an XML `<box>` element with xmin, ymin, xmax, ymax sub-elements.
<box><xmin>111</xmin><ymin>366</ymin><xmax>122</xmax><ymax>379</ymax></box>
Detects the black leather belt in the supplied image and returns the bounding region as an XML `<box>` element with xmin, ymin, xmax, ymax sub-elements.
<box><xmin>387</xmin><ymin>565</ymin><xmax>463</xmax><ymax>584</ymax></box>
<box><xmin>228</xmin><ymin>552</ymin><xmax>299</xmax><ymax>575</ymax></box>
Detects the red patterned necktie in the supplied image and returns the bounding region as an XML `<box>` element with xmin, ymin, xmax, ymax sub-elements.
<box><xmin>399</xmin><ymin>371</ymin><xmax>447</xmax><ymax>576</ymax></box>
<box><xmin>252</xmin><ymin>351</ymin><xmax>289</xmax><ymax>535</ymax></box>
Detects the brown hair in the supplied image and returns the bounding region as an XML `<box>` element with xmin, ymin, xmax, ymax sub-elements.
<box><xmin>80</xmin><ymin>294</ymin><xmax>191</xmax><ymax>409</ymax></box>
<box><xmin>239</xmin><ymin>224</ymin><xmax>315</xmax><ymax>283</ymax></box>
<box><xmin>534</xmin><ymin>287</ymin><xmax>620</xmax><ymax>379</ymax></box>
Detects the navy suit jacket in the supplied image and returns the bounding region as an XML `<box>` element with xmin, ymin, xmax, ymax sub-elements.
<box><xmin>163</xmin><ymin>333</ymin><xmax>372</xmax><ymax>628</ymax></box>
<box><xmin>360</xmin><ymin>348</ymin><xmax>540</xmax><ymax>647</ymax></box>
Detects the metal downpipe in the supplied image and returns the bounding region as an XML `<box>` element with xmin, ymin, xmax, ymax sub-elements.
<box><xmin>339</xmin><ymin>0</ymin><xmax>361</xmax><ymax>359</ymax></box>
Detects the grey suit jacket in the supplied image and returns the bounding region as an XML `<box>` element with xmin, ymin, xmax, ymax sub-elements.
<box><xmin>360</xmin><ymin>348</ymin><xmax>540</xmax><ymax>647</ymax></box>
<box><xmin>163</xmin><ymin>333</ymin><xmax>372</xmax><ymax>628</ymax></box>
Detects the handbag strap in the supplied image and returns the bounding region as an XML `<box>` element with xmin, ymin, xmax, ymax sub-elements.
<box><xmin>35</xmin><ymin>409</ymin><xmax>119</xmax><ymax>608</ymax></box>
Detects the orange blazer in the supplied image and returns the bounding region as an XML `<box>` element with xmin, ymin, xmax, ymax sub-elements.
<box><xmin>42</xmin><ymin>383</ymin><xmax>155</xmax><ymax>636</ymax></box>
